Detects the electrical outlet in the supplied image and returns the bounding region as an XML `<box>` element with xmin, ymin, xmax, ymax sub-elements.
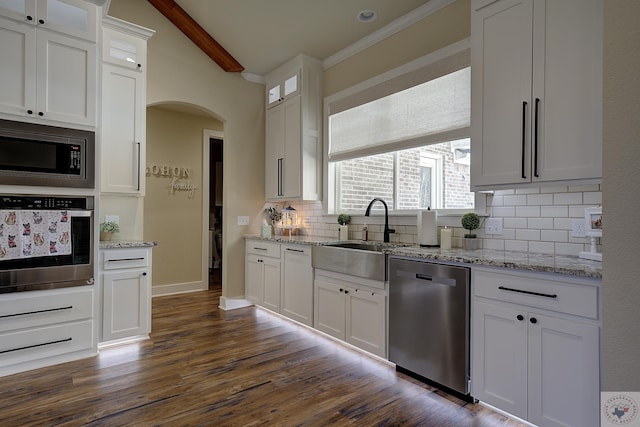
<box><xmin>485</xmin><ymin>218</ymin><xmax>503</xmax><ymax>235</ymax></box>
<box><xmin>572</xmin><ymin>218</ymin><xmax>586</xmax><ymax>237</ymax></box>
<box><xmin>237</xmin><ymin>216</ymin><xmax>249</xmax><ymax>226</ymax></box>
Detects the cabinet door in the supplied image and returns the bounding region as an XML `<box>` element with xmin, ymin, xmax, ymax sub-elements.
<box><xmin>102</xmin><ymin>27</ymin><xmax>146</xmax><ymax>71</ymax></box>
<box><xmin>36</xmin><ymin>0</ymin><xmax>97</xmax><ymax>42</ymax></box>
<box><xmin>0</xmin><ymin>16</ymin><xmax>36</xmax><ymax>118</ymax></box>
<box><xmin>36</xmin><ymin>30</ymin><xmax>96</xmax><ymax>126</ymax></box>
<box><xmin>527</xmin><ymin>312</ymin><xmax>600</xmax><ymax>427</ymax></box>
<box><xmin>531</xmin><ymin>0</ymin><xmax>602</xmax><ymax>183</ymax></box>
<box><xmin>0</xmin><ymin>0</ymin><xmax>36</xmax><ymax>23</ymax></box>
<box><xmin>346</xmin><ymin>288</ymin><xmax>386</xmax><ymax>358</ymax></box>
<box><xmin>471</xmin><ymin>0</ymin><xmax>533</xmax><ymax>188</ymax></box>
<box><xmin>314</xmin><ymin>279</ymin><xmax>346</xmax><ymax>340</ymax></box>
<box><xmin>265</xmin><ymin>96</ymin><xmax>301</xmax><ymax>200</ymax></box>
<box><xmin>101</xmin><ymin>64</ymin><xmax>145</xmax><ymax>194</ymax></box>
<box><xmin>471</xmin><ymin>300</ymin><xmax>528</xmax><ymax>420</ymax></box>
<box><xmin>281</xmin><ymin>246</ymin><xmax>313</xmax><ymax>326</ymax></box>
<box><xmin>245</xmin><ymin>255</ymin><xmax>263</xmax><ymax>305</ymax></box>
<box><xmin>262</xmin><ymin>257</ymin><xmax>281</xmax><ymax>312</ymax></box>
<box><xmin>102</xmin><ymin>269</ymin><xmax>150</xmax><ymax>342</ymax></box>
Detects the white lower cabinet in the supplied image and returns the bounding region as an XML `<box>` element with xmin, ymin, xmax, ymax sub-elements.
<box><xmin>281</xmin><ymin>245</ymin><xmax>313</xmax><ymax>326</ymax></box>
<box><xmin>0</xmin><ymin>287</ymin><xmax>95</xmax><ymax>376</ymax></box>
<box><xmin>471</xmin><ymin>268</ymin><xmax>600</xmax><ymax>427</ymax></box>
<box><xmin>100</xmin><ymin>247</ymin><xmax>152</xmax><ymax>345</ymax></box>
<box><xmin>314</xmin><ymin>270</ymin><xmax>386</xmax><ymax>358</ymax></box>
<box><xmin>245</xmin><ymin>240</ymin><xmax>281</xmax><ymax>312</ymax></box>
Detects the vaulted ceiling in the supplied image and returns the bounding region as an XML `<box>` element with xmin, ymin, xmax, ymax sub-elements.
<box><xmin>162</xmin><ymin>0</ymin><xmax>434</xmax><ymax>77</ymax></box>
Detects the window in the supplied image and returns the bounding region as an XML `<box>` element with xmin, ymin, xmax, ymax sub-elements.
<box><xmin>326</xmin><ymin>45</ymin><xmax>473</xmax><ymax>214</ymax></box>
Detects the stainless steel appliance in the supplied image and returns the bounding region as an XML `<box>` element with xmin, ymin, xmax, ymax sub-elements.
<box><xmin>0</xmin><ymin>119</ymin><xmax>95</xmax><ymax>188</ymax></box>
<box><xmin>0</xmin><ymin>195</ymin><xmax>94</xmax><ymax>293</ymax></box>
<box><xmin>388</xmin><ymin>257</ymin><xmax>471</xmax><ymax>399</ymax></box>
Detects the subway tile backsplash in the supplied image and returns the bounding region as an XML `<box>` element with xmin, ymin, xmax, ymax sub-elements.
<box><xmin>272</xmin><ymin>184</ymin><xmax>601</xmax><ymax>257</ymax></box>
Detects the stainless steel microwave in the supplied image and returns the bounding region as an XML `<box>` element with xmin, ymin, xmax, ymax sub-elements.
<box><xmin>0</xmin><ymin>119</ymin><xmax>95</xmax><ymax>188</ymax></box>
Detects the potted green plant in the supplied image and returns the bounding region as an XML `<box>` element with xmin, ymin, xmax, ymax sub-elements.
<box><xmin>100</xmin><ymin>221</ymin><xmax>120</xmax><ymax>241</ymax></box>
<box><xmin>461</xmin><ymin>212</ymin><xmax>481</xmax><ymax>250</ymax></box>
<box><xmin>337</xmin><ymin>213</ymin><xmax>350</xmax><ymax>240</ymax></box>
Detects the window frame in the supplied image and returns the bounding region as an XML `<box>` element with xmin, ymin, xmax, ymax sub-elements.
<box><xmin>323</xmin><ymin>38</ymin><xmax>485</xmax><ymax>218</ymax></box>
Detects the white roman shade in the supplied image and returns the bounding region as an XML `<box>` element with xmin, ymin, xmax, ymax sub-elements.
<box><xmin>327</xmin><ymin>48</ymin><xmax>470</xmax><ymax>161</ymax></box>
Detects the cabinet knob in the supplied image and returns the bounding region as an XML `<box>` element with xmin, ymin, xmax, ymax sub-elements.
<box><xmin>137</xmin><ymin>64</ymin><xmax>142</xmax><ymax>69</ymax></box>
<box><xmin>38</xmin><ymin>19</ymin><xmax>44</xmax><ymax>24</ymax></box>
<box><xmin>339</xmin><ymin>288</ymin><xmax>344</xmax><ymax>293</ymax></box>
<box><xmin>142</xmin><ymin>272</ymin><xmax>147</xmax><ymax>276</ymax></box>
<box><xmin>344</xmin><ymin>290</ymin><xmax>349</xmax><ymax>294</ymax></box>
<box><xmin>26</xmin><ymin>15</ymin><xmax>33</xmax><ymax>21</ymax></box>
<box><xmin>517</xmin><ymin>314</ymin><xmax>524</xmax><ymax>321</ymax></box>
<box><xmin>530</xmin><ymin>317</ymin><xmax>538</xmax><ymax>324</ymax></box>
<box><xmin>38</xmin><ymin>112</ymin><xmax>44</xmax><ymax>116</ymax></box>
<box><xmin>27</xmin><ymin>110</ymin><xmax>33</xmax><ymax>115</ymax></box>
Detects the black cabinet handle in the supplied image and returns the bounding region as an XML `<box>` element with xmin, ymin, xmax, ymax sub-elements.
<box><xmin>517</xmin><ymin>314</ymin><xmax>524</xmax><ymax>321</ymax></box>
<box><xmin>108</xmin><ymin>257</ymin><xmax>145</xmax><ymax>262</ymax></box>
<box><xmin>142</xmin><ymin>272</ymin><xmax>147</xmax><ymax>276</ymax></box>
<box><xmin>27</xmin><ymin>109</ymin><xmax>33</xmax><ymax>115</ymax></box>
<box><xmin>339</xmin><ymin>288</ymin><xmax>344</xmax><ymax>293</ymax></box>
<box><xmin>38</xmin><ymin>112</ymin><xmax>44</xmax><ymax>116</ymax></box>
<box><xmin>277</xmin><ymin>158</ymin><xmax>284</xmax><ymax>196</ymax></box>
<box><xmin>136</xmin><ymin>142</ymin><xmax>141</xmax><ymax>191</ymax></box>
<box><xmin>0</xmin><ymin>306</ymin><xmax>72</xmax><ymax>319</ymax></box>
<box><xmin>498</xmin><ymin>286</ymin><xmax>557</xmax><ymax>299</ymax></box>
<box><xmin>285</xmin><ymin>248</ymin><xmax>304</xmax><ymax>253</ymax></box>
<box><xmin>38</xmin><ymin>19</ymin><xmax>44</xmax><ymax>24</ymax></box>
<box><xmin>0</xmin><ymin>337</ymin><xmax>71</xmax><ymax>354</ymax></box>
<box><xmin>253</xmin><ymin>247</ymin><xmax>268</xmax><ymax>251</ymax></box>
<box><xmin>26</xmin><ymin>15</ymin><xmax>33</xmax><ymax>21</ymax></box>
<box><xmin>534</xmin><ymin>98</ymin><xmax>540</xmax><ymax>178</ymax></box>
<box><xmin>530</xmin><ymin>317</ymin><xmax>538</xmax><ymax>324</ymax></box>
<box><xmin>521</xmin><ymin>101</ymin><xmax>527</xmax><ymax>179</ymax></box>
<box><xmin>344</xmin><ymin>290</ymin><xmax>349</xmax><ymax>294</ymax></box>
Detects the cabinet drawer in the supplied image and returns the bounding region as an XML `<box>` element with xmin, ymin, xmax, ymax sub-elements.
<box><xmin>473</xmin><ymin>269</ymin><xmax>599</xmax><ymax>319</ymax></box>
<box><xmin>246</xmin><ymin>240</ymin><xmax>280</xmax><ymax>258</ymax></box>
<box><xmin>0</xmin><ymin>287</ymin><xmax>94</xmax><ymax>333</ymax></box>
<box><xmin>0</xmin><ymin>319</ymin><xmax>93</xmax><ymax>368</ymax></box>
<box><xmin>102</xmin><ymin>248</ymin><xmax>149</xmax><ymax>270</ymax></box>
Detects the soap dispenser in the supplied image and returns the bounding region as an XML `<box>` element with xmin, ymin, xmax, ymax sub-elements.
<box><xmin>362</xmin><ymin>224</ymin><xmax>368</xmax><ymax>241</ymax></box>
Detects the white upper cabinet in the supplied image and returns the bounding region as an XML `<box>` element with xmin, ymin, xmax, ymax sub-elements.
<box><xmin>100</xmin><ymin>17</ymin><xmax>154</xmax><ymax>196</ymax></box>
<box><xmin>0</xmin><ymin>0</ymin><xmax>97</xmax><ymax>41</ymax></box>
<box><xmin>0</xmin><ymin>0</ymin><xmax>98</xmax><ymax>127</ymax></box>
<box><xmin>265</xmin><ymin>55</ymin><xmax>322</xmax><ymax>201</ymax></box>
<box><xmin>470</xmin><ymin>0</ymin><xmax>602</xmax><ymax>190</ymax></box>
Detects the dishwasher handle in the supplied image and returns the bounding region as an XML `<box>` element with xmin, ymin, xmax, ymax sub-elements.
<box><xmin>415</xmin><ymin>273</ymin><xmax>457</xmax><ymax>287</ymax></box>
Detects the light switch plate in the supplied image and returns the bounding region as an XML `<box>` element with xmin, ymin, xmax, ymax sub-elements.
<box><xmin>105</xmin><ymin>215</ymin><xmax>119</xmax><ymax>224</ymax></box>
<box><xmin>485</xmin><ymin>218</ymin><xmax>503</xmax><ymax>235</ymax></box>
<box><xmin>237</xmin><ymin>216</ymin><xmax>249</xmax><ymax>226</ymax></box>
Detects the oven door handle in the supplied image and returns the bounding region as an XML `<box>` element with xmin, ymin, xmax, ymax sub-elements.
<box><xmin>66</xmin><ymin>210</ymin><xmax>93</xmax><ymax>218</ymax></box>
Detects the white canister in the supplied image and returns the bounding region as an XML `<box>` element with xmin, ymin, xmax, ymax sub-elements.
<box><xmin>338</xmin><ymin>225</ymin><xmax>348</xmax><ymax>240</ymax></box>
<box><xmin>440</xmin><ymin>227</ymin><xmax>452</xmax><ymax>249</ymax></box>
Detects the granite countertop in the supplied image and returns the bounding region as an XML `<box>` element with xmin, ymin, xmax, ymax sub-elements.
<box><xmin>99</xmin><ymin>240</ymin><xmax>158</xmax><ymax>249</ymax></box>
<box><xmin>244</xmin><ymin>235</ymin><xmax>602</xmax><ymax>279</ymax></box>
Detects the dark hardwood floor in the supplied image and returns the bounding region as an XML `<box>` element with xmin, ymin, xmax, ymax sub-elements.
<box><xmin>0</xmin><ymin>285</ymin><xmax>525</xmax><ymax>426</ymax></box>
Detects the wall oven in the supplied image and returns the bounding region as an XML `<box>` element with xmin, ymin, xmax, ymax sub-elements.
<box><xmin>0</xmin><ymin>195</ymin><xmax>94</xmax><ymax>293</ymax></box>
<box><xmin>0</xmin><ymin>119</ymin><xmax>95</xmax><ymax>188</ymax></box>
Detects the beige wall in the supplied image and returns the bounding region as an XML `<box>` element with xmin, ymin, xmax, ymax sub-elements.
<box><xmin>144</xmin><ymin>107</ymin><xmax>221</xmax><ymax>289</ymax></box>
<box><xmin>108</xmin><ymin>0</ymin><xmax>265</xmax><ymax>300</ymax></box>
<box><xmin>323</xmin><ymin>0</ymin><xmax>470</xmax><ymax>96</ymax></box>
<box><xmin>602</xmin><ymin>1</ymin><xmax>640</xmax><ymax>390</ymax></box>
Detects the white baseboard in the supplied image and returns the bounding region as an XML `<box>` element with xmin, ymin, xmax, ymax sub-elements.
<box><xmin>219</xmin><ymin>296</ymin><xmax>252</xmax><ymax>311</ymax></box>
<box><xmin>151</xmin><ymin>281</ymin><xmax>206</xmax><ymax>297</ymax></box>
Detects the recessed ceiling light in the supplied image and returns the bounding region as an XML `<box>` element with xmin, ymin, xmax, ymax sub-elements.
<box><xmin>357</xmin><ymin>9</ymin><xmax>377</xmax><ymax>23</ymax></box>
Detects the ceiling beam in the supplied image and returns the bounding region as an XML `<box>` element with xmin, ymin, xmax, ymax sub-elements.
<box><xmin>147</xmin><ymin>0</ymin><xmax>244</xmax><ymax>73</ymax></box>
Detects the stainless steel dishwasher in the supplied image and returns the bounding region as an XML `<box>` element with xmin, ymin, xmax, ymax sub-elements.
<box><xmin>388</xmin><ymin>257</ymin><xmax>471</xmax><ymax>399</ymax></box>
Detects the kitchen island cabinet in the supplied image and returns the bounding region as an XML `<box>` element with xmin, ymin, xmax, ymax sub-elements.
<box><xmin>471</xmin><ymin>267</ymin><xmax>600</xmax><ymax>427</ymax></box>
<box><xmin>470</xmin><ymin>0</ymin><xmax>602</xmax><ymax>190</ymax></box>
<box><xmin>265</xmin><ymin>55</ymin><xmax>322</xmax><ymax>201</ymax></box>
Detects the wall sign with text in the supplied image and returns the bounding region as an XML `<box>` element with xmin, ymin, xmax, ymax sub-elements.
<box><xmin>146</xmin><ymin>163</ymin><xmax>197</xmax><ymax>199</ymax></box>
